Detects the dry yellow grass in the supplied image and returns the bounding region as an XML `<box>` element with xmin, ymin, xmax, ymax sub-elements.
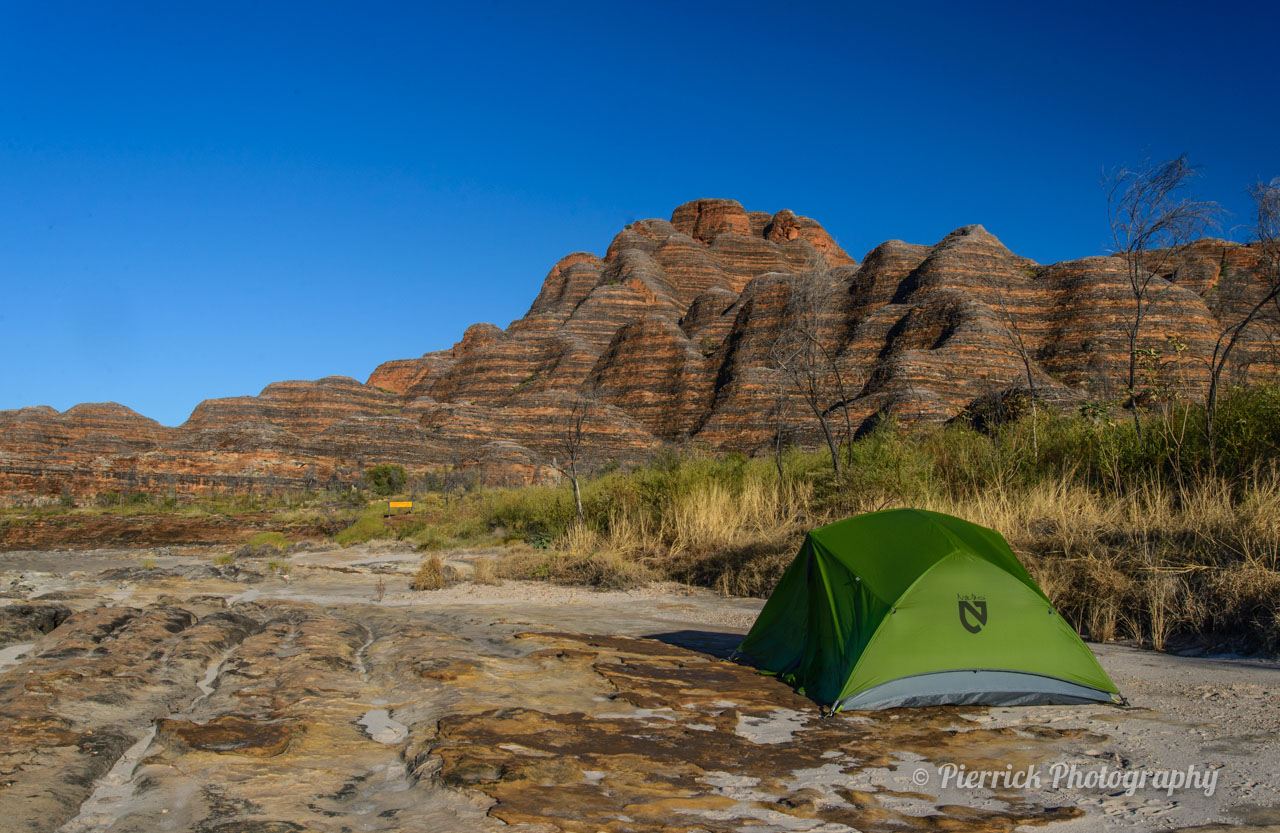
<box><xmin>508</xmin><ymin>466</ymin><xmax>1280</xmax><ymax>651</ymax></box>
<box><xmin>439</xmin><ymin>402</ymin><xmax>1280</xmax><ymax>652</ymax></box>
<box><xmin>470</xmin><ymin>556</ymin><xmax>501</xmax><ymax>586</ymax></box>
<box><xmin>523</xmin><ymin>476</ymin><xmax>814</xmax><ymax>595</ymax></box>
<box><xmin>662</xmin><ymin>476</ymin><xmax>809</xmax><ymax>555</ymax></box>
<box><xmin>495</xmin><ymin>529</ymin><xmax>655</xmax><ymax>589</ymax></box>
<box><xmin>411</xmin><ymin>555</ymin><xmax>457</xmax><ymax>591</ymax></box>
<box><xmin>922</xmin><ymin>476</ymin><xmax>1280</xmax><ymax>651</ymax></box>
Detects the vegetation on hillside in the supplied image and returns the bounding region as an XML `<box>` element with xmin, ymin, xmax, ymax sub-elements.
<box><xmin>412</xmin><ymin>383</ymin><xmax>1280</xmax><ymax>653</ymax></box>
<box><xmin>363</xmin><ymin>464</ymin><xmax>408</xmax><ymax>496</ymax></box>
<box><xmin>4</xmin><ymin>384</ymin><xmax>1278</xmax><ymax>654</ymax></box>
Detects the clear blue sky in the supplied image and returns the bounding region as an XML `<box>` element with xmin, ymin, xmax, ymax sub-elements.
<box><xmin>2</xmin><ymin>1</ymin><xmax>1276</xmax><ymax>426</ymax></box>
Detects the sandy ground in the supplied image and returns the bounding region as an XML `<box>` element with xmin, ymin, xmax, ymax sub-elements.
<box><xmin>0</xmin><ymin>543</ymin><xmax>1276</xmax><ymax>832</ymax></box>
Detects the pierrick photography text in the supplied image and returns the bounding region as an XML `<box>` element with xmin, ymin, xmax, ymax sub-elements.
<box><xmin>921</xmin><ymin>762</ymin><xmax>1220</xmax><ymax>797</ymax></box>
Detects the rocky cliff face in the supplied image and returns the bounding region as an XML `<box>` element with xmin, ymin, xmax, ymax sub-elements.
<box><xmin>2</xmin><ymin>198</ymin><xmax>1276</xmax><ymax>500</ymax></box>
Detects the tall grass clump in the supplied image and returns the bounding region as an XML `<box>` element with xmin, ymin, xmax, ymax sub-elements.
<box><xmin>483</xmin><ymin>453</ymin><xmax>812</xmax><ymax>593</ymax></box>
<box><xmin>471</xmin><ymin>556</ymin><xmax>501</xmax><ymax>585</ymax></box>
<box><xmin>481</xmin><ymin>485</ymin><xmax>575</xmax><ymax>547</ymax></box>
<box><xmin>496</xmin><ymin>524</ymin><xmax>654</xmax><ymax>589</ymax></box>
<box><xmin>411</xmin><ymin>555</ymin><xmax>457</xmax><ymax>590</ymax></box>
<box><xmin>335</xmin><ymin>508</ymin><xmax>394</xmax><ymax>547</ymax></box>
<box><xmin>245</xmin><ymin>531</ymin><xmax>290</xmax><ymax>552</ymax></box>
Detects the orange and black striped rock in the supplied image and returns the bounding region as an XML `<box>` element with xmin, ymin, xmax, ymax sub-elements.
<box><xmin>2</xmin><ymin>201</ymin><xmax>1276</xmax><ymax>501</ymax></box>
<box><xmin>0</xmin><ymin>403</ymin><xmax>175</xmax><ymax>457</ymax></box>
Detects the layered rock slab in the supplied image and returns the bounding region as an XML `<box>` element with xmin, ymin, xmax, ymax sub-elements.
<box><xmin>2</xmin><ymin>199</ymin><xmax>1276</xmax><ymax>500</ymax></box>
<box><xmin>423</xmin><ymin>632</ymin><xmax>1088</xmax><ymax>833</ymax></box>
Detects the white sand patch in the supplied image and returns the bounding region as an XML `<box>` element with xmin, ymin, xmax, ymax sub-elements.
<box><xmin>735</xmin><ymin>708</ymin><xmax>809</xmax><ymax>744</ymax></box>
<box><xmin>497</xmin><ymin>742</ymin><xmax>554</xmax><ymax>757</ymax></box>
<box><xmin>595</xmin><ymin>706</ymin><xmax>678</xmax><ymax>721</ymax></box>
<box><xmin>57</xmin><ymin>726</ymin><xmax>159</xmax><ymax>833</ymax></box>
<box><xmin>679</xmin><ymin>799</ymin><xmax>858</xmax><ymax>831</ymax></box>
<box><xmin>358</xmin><ymin>709</ymin><xmax>408</xmax><ymax>744</ymax></box>
<box><xmin>0</xmin><ymin>641</ymin><xmax>33</xmax><ymax>672</ymax></box>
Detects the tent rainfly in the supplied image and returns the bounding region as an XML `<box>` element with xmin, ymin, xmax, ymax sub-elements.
<box><xmin>737</xmin><ymin>509</ymin><xmax>1122</xmax><ymax>711</ymax></box>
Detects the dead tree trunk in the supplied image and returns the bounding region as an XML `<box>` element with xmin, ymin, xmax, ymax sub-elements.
<box><xmin>1206</xmin><ymin>179</ymin><xmax>1280</xmax><ymax>470</ymax></box>
<box><xmin>1105</xmin><ymin>154</ymin><xmax>1219</xmax><ymax>441</ymax></box>
<box><xmin>556</xmin><ymin>394</ymin><xmax>594</xmax><ymax>525</ymax></box>
<box><xmin>770</xmin><ymin>255</ymin><xmax>855</xmax><ymax>477</ymax></box>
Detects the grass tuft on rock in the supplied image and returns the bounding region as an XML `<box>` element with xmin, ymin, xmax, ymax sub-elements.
<box><xmin>335</xmin><ymin>511</ymin><xmax>393</xmax><ymax>547</ymax></box>
<box><xmin>411</xmin><ymin>555</ymin><xmax>457</xmax><ymax>591</ymax></box>
<box><xmin>246</xmin><ymin>531</ymin><xmax>290</xmax><ymax>552</ymax></box>
<box><xmin>470</xmin><ymin>556</ymin><xmax>501</xmax><ymax>585</ymax></box>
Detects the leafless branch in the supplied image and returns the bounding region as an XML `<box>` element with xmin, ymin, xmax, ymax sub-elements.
<box><xmin>976</xmin><ymin>267</ymin><xmax>1040</xmax><ymax>457</ymax></box>
<box><xmin>554</xmin><ymin>392</ymin><xmax>594</xmax><ymax>524</ymax></box>
<box><xmin>1206</xmin><ymin>178</ymin><xmax>1280</xmax><ymax>468</ymax></box>
<box><xmin>1105</xmin><ymin>154</ymin><xmax>1221</xmax><ymax>438</ymax></box>
<box><xmin>768</xmin><ymin>254</ymin><xmax>858</xmax><ymax>475</ymax></box>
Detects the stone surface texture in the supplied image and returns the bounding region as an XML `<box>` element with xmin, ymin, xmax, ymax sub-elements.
<box><xmin>0</xmin><ymin>545</ymin><xmax>1274</xmax><ymax>832</ymax></box>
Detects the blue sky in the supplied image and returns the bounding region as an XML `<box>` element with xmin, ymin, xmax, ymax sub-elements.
<box><xmin>2</xmin><ymin>1</ymin><xmax>1277</xmax><ymax>426</ymax></box>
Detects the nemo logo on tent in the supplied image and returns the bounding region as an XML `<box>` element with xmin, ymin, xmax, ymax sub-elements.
<box><xmin>958</xmin><ymin>596</ymin><xmax>988</xmax><ymax>633</ymax></box>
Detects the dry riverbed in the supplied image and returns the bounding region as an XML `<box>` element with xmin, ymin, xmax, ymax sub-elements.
<box><xmin>0</xmin><ymin>544</ymin><xmax>1276</xmax><ymax>832</ymax></box>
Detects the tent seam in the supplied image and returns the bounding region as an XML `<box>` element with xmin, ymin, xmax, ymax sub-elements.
<box><xmin>834</xmin><ymin>548</ymin><xmax>964</xmax><ymax>703</ymax></box>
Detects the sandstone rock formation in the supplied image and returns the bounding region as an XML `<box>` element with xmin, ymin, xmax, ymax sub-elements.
<box><xmin>2</xmin><ymin>199</ymin><xmax>1276</xmax><ymax>500</ymax></box>
<box><xmin>10</xmin><ymin>544</ymin><xmax>1274</xmax><ymax>831</ymax></box>
<box><xmin>0</xmin><ymin>548</ymin><xmax>1104</xmax><ymax>832</ymax></box>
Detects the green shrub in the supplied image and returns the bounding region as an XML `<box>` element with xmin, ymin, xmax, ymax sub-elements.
<box><xmin>1212</xmin><ymin>383</ymin><xmax>1280</xmax><ymax>480</ymax></box>
<box><xmin>481</xmin><ymin>486</ymin><xmax>575</xmax><ymax>546</ymax></box>
<box><xmin>411</xmin><ymin>527</ymin><xmax>455</xmax><ymax>551</ymax></box>
<box><xmin>95</xmin><ymin>491</ymin><xmax>122</xmax><ymax>507</ymax></box>
<box><xmin>335</xmin><ymin>512</ymin><xmax>393</xmax><ymax>546</ymax></box>
<box><xmin>245</xmin><ymin>531</ymin><xmax>290</xmax><ymax>552</ymax></box>
<box><xmin>363</xmin><ymin>464</ymin><xmax>408</xmax><ymax>496</ymax></box>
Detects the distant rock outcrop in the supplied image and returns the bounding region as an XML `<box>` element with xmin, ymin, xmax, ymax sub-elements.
<box><xmin>2</xmin><ymin>199</ymin><xmax>1276</xmax><ymax>500</ymax></box>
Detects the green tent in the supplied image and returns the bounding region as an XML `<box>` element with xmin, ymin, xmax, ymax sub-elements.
<box><xmin>737</xmin><ymin>508</ymin><xmax>1121</xmax><ymax>711</ymax></box>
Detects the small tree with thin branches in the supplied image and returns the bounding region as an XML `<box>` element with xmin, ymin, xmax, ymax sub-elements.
<box><xmin>1105</xmin><ymin>154</ymin><xmax>1220</xmax><ymax>439</ymax></box>
<box><xmin>1205</xmin><ymin>178</ymin><xmax>1280</xmax><ymax>469</ymax></box>
<box><xmin>555</xmin><ymin>393</ymin><xmax>594</xmax><ymax>524</ymax></box>
<box><xmin>767</xmin><ymin>372</ymin><xmax>792</xmax><ymax>482</ymax></box>
<box><xmin>977</xmin><ymin>268</ymin><xmax>1041</xmax><ymax>459</ymax></box>
<box><xmin>769</xmin><ymin>256</ymin><xmax>857</xmax><ymax>476</ymax></box>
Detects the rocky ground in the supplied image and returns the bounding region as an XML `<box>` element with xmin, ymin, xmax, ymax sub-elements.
<box><xmin>0</xmin><ymin>544</ymin><xmax>1276</xmax><ymax>832</ymax></box>
<box><xmin>0</xmin><ymin>511</ymin><xmax>338</xmax><ymax>551</ymax></box>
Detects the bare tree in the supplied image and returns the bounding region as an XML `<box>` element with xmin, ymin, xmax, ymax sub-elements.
<box><xmin>769</xmin><ymin>257</ymin><xmax>856</xmax><ymax>476</ymax></box>
<box><xmin>977</xmin><ymin>268</ymin><xmax>1041</xmax><ymax>458</ymax></box>
<box><xmin>1106</xmin><ymin>154</ymin><xmax>1220</xmax><ymax>439</ymax></box>
<box><xmin>1206</xmin><ymin>178</ymin><xmax>1280</xmax><ymax>468</ymax></box>
<box><xmin>768</xmin><ymin>372</ymin><xmax>791</xmax><ymax>482</ymax></box>
<box><xmin>555</xmin><ymin>393</ymin><xmax>594</xmax><ymax>524</ymax></box>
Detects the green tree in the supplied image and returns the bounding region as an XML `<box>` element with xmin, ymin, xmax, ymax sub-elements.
<box><xmin>363</xmin><ymin>464</ymin><xmax>407</xmax><ymax>496</ymax></box>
